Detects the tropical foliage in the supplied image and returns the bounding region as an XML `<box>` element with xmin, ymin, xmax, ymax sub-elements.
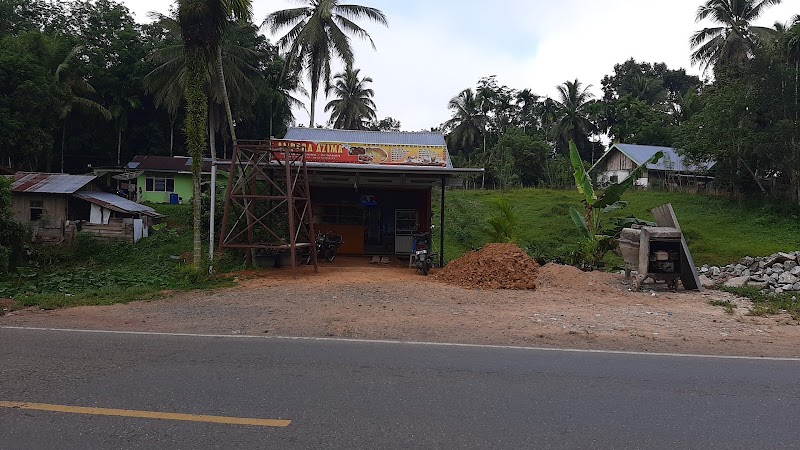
<box><xmin>263</xmin><ymin>0</ymin><xmax>387</xmax><ymax>127</ymax></box>
<box><xmin>690</xmin><ymin>0</ymin><xmax>783</xmax><ymax>72</ymax></box>
<box><xmin>324</xmin><ymin>66</ymin><xmax>376</xmax><ymax>130</ymax></box>
<box><xmin>568</xmin><ymin>141</ymin><xmax>663</xmax><ymax>268</ymax></box>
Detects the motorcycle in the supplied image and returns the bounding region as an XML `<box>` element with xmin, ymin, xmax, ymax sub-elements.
<box><xmin>306</xmin><ymin>231</ymin><xmax>343</xmax><ymax>264</ymax></box>
<box><xmin>411</xmin><ymin>230</ymin><xmax>434</xmax><ymax>275</ymax></box>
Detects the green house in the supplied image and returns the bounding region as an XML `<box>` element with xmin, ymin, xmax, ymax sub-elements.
<box><xmin>124</xmin><ymin>155</ymin><xmax>228</xmax><ymax>204</ymax></box>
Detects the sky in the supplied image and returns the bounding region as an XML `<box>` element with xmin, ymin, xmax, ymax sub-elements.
<box><xmin>121</xmin><ymin>0</ymin><xmax>799</xmax><ymax>131</ymax></box>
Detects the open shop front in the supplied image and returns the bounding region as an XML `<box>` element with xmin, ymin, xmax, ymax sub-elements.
<box><xmin>275</xmin><ymin>127</ymin><xmax>483</xmax><ymax>262</ymax></box>
<box><xmin>309</xmin><ymin>182</ymin><xmax>432</xmax><ymax>256</ymax></box>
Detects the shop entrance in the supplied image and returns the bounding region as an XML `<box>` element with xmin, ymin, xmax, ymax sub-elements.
<box><xmin>310</xmin><ymin>187</ymin><xmax>431</xmax><ymax>255</ymax></box>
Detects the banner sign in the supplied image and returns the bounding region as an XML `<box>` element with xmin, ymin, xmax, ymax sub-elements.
<box><xmin>271</xmin><ymin>140</ymin><xmax>448</xmax><ymax>167</ymax></box>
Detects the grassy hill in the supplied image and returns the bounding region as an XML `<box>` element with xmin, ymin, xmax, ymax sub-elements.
<box><xmin>434</xmin><ymin>189</ymin><xmax>800</xmax><ymax>267</ymax></box>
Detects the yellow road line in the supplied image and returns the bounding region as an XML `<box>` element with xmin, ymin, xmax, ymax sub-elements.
<box><xmin>0</xmin><ymin>401</ymin><xmax>291</xmax><ymax>427</ymax></box>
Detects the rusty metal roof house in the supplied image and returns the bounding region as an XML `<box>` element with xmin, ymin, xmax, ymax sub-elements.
<box><xmin>11</xmin><ymin>173</ymin><xmax>161</xmax><ymax>243</ymax></box>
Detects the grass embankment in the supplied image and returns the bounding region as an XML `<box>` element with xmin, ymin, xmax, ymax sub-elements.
<box><xmin>0</xmin><ymin>203</ymin><xmax>232</xmax><ymax>311</ymax></box>
<box><xmin>435</xmin><ymin>189</ymin><xmax>800</xmax><ymax>267</ymax></box>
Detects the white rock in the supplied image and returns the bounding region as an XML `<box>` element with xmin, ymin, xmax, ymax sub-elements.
<box><xmin>724</xmin><ymin>276</ymin><xmax>750</xmax><ymax>288</ymax></box>
<box><xmin>699</xmin><ymin>275</ymin><xmax>716</xmax><ymax>288</ymax></box>
<box><xmin>778</xmin><ymin>273</ymin><xmax>799</xmax><ymax>285</ymax></box>
<box><xmin>791</xmin><ymin>266</ymin><xmax>800</xmax><ymax>276</ymax></box>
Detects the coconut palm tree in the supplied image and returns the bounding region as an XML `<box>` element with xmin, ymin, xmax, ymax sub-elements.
<box><xmin>263</xmin><ymin>1</ymin><xmax>387</xmax><ymax>127</ymax></box>
<box><xmin>324</xmin><ymin>66</ymin><xmax>376</xmax><ymax>129</ymax></box>
<box><xmin>18</xmin><ymin>33</ymin><xmax>112</xmax><ymax>172</ymax></box>
<box><xmin>553</xmin><ymin>79</ymin><xmax>596</xmax><ymax>157</ymax></box>
<box><xmin>690</xmin><ymin>0</ymin><xmax>783</xmax><ymax>73</ymax></box>
<box><xmin>177</xmin><ymin>0</ymin><xmax>251</xmax><ymax>266</ymax></box>
<box><xmin>444</xmin><ymin>88</ymin><xmax>486</xmax><ymax>155</ymax></box>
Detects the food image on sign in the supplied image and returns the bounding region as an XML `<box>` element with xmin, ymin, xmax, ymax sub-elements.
<box><xmin>272</xmin><ymin>140</ymin><xmax>448</xmax><ymax>167</ymax></box>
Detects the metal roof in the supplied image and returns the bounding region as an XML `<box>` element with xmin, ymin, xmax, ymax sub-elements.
<box><xmin>126</xmin><ymin>155</ymin><xmax>215</xmax><ymax>173</ymax></box>
<box><xmin>212</xmin><ymin>159</ymin><xmax>482</xmax><ymax>176</ymax></box>
<box><xmin>72</xmin><ymin>192</ymin><xmax>164</xmax><ymax>218</ymax></box>
<box><xmin>12</xmin><ymin>173</ymin><xmax>97</xmax><ymax>194</ymax></box>
<box><xmin>595</xmin><ymin>144</ymin><xmax>716</xmax><ymax>173</ymax></box>
<box><xmin>284</xmin><ymin>128</ymin><xmax>447</xmax><ymax>147</ymax></box>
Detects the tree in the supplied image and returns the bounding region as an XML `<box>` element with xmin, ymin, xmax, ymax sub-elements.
<box><xmin>367</xmin><ymin>116</ymin><xmax>400</xmax><ymax>131</ymax></box>
<box><xmin>444</xmin><ymin>88</ymin><xmax>486</xmax><ymax>155</ymax></box>
<box><xmin>690</xmin><ymin>0</ymin><xmax>783</xmax><ymax>73</ymax></box>
<box><xmin>263</xmin><ymin>1</ymin><xmax>387</xmax><ymax>127</ymax></box>
<box><xmin>553</xmin><ymin>79</ymin><xmax>596</xmax><ymax>159</ymax></box>
<box><xmin>16</xmin><ymin>32</ymin><xmax>112</xmax><ymax>172</ymax></box>
<box><xmin>0</xmin><ymin>33</ymin><xmax>65</xmax><ymax>170</ymax></box>
<box><xmin>177</xmin><ymin>0</ymin><xmax>252</xmax><ymax>266</ymax></box>
<box><xmin>324</xmin><ymin>66</ymin><xmax>376</xmax><ymax>130</ymax></box>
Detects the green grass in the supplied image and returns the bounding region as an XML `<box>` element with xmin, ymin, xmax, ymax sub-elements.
<box><xmin>433</xmin><ymin>188</ymin><xmax>800</xmax><ymax>267</ymax></box>
<box><xmin>721</xmin><ymin>286</ymin><xmax>800</xmax><ymax>319</ymax></box>
<box><xmin>709</xmin><ymin>299</ymin><xmax>737</xmax><ymax>314</ymax></box>
<box><xmin>0</xmin><ymin>204</ymin><xmax>233</xmax><ymax>312</ymax></box>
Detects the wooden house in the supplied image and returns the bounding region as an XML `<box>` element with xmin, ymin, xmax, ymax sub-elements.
<box><xmin>589</xmin><ymin>144</ymin><xmax>715</xmax><ymax>189</ymax></box>
<box><xmin>10</xmin><ymin>173</ymin><xmax>162</xmax><ymax>243</ymax></box>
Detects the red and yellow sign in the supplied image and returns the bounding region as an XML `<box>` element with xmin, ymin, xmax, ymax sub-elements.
<box><xmin>271</xmin><ymin>140</ymin><xmax>448</xmax><ymax>167</ymax></box>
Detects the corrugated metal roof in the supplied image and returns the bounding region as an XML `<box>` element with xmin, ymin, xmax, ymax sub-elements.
<box><xmin>72</xmin><ymin>192</ymin><xmax>164</xmax><ymax>217</ymax></box>
<box><xmin>284</xmin><ymin>128</ymin><xmax>447</xmax><ymax>147</ymax></box>
<box><xmin>610</xmin><ymin>144</ymin><xmax>716</xmax><ymax>173</ymax></box>
<box><xmin>126</xmin><ymin>155</ymin><xmax>214</xmax><ymax>173</ymax></box>
<box><xmin>12</xmin><ymin>173</ymin><xmax>96</xmax><ymax>194</ymax></box>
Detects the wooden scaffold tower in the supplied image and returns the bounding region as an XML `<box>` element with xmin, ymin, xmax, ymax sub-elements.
<box><xmin>218</xmin><ymin>139</ymin><xmax>317</xmax><ymax>275</ymax></box>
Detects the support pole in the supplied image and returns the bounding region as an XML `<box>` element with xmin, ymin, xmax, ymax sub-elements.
<box><xmin>440</xmin><ymin>176</ymin><xmax>446</xmax><ymax>268</ymax></box>
<box><xmin>208</xmin><ymin>164</ymin><xmax>216</xmax><ymax>274</ymax></box>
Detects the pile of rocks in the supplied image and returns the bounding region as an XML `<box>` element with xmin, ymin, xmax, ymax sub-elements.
<box><xmin>700</xmin><ymin>251</ymin><xmax>800</xmax><ymax>294</ymax></box>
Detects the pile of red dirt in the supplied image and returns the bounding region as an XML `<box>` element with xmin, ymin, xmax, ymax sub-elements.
<box><xmin>433</xmin><ymin>243</ymin><xmax>538</xmax><ymax>290</ymax></box>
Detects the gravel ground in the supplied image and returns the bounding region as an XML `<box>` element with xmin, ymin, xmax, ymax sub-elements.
<box><xmin>3</xmin><ymin>258</ymin><xmax>799</xmax><ymax>357</ymax></box>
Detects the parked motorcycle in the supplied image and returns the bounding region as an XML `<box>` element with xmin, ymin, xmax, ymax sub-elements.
<box><xmin>306</xmin><ymin>231</ymin><xmax>343</xmax><ymax>264</ymax></box>
<box><xmin>411</xmin><ymin>230</ymin><xmax>434</xmax><ymax>275</ymax></box>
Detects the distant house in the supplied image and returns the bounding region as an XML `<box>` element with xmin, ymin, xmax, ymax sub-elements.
<box><xmin>124</xmin><ymin>155</ymin><xmax>228</xmax><ymax>204</ymax></box>
<box><xmin>10</xmin><ymin>172</ymin><xmax>162</xmax><ymax>243</ymax></box>
<box><xmin>589</xmin><ymin>144</ymin><xmax>715</xmax><ymax>189</ymax></box>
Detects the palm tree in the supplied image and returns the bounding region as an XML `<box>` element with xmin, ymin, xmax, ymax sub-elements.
<box><xmin>177</xmin><ymin>0</ymin><xmax>251</xmax><ymax>266</ymax></box>
<box><xmin>444</xmin><ymin>88</ymin><xmax>486</xmax><ymax>155</ymax></box>
<box><xmin>263</xmin><ymin>1</ymin><xmax>387</xmax><ymax>127</ymax></box>
<box><xmin>324</xmin><ymin>66</ymin><xmax>376</xmax><ymax>129</ymax></box>
<box><xmin>515</xmin><ymin>88</ymin><xmax>539</xmax><ymax>132</ymax></box>
<box><xmin>19</xmin><ymin>33</ymin><xmax>112</xmax><ymax>172</ymax></box>
<box><xmin>553</xmin><ymin>79</ymin><xmax>596</xmax><ymax>157</ymax></box>
<box><xmin>690</xmin><ymin>0</ymin><xmax>783</xmax><ymax>73</ymax></box>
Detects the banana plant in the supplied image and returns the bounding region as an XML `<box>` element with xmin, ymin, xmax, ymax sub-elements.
<box><xmin>568</xmin><ymin>141</ymin><xmax>662</xmax><ymax>267</ymax></box>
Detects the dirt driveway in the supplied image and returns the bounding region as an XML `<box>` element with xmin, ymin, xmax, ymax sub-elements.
<box><xmin>3</xmin><ymin>258</ymin><xmax>799</xmax><ymax>358</ymax></box>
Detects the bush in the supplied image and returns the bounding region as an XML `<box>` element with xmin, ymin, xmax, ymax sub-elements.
<box><xmin>0</xmin><ymin>177</ymin><xmax>29</xmax><ymax>274</ymax></box>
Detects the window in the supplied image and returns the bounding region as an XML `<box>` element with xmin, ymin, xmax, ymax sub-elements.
<box><xmin>145</xmin><ymin>176</ymin><xmax>175</xmax><ymax>192</ymax></box>
<box><xmin>609</xmin><ymin>175</ymin><xmax>619</xmax><ymax>183</ymax></box>
<box><xmin>30</xmin><ymin>200</ymin><xmax>44</xmax><ymax>221</ymax></box>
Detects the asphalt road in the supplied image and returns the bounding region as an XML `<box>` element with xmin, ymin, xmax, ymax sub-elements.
<box><xmin>1</xmin><ymin>327</ymin><xmax>799</xmax><ymax>449</ymax></box>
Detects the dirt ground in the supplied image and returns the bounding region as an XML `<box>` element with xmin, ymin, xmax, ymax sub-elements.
<box><xmin>3</xmin><ymin>257</ymin><xmax>800</xmax><ymax>358</ymax></box>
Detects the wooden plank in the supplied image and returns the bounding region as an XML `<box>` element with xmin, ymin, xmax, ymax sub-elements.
<box><xmin>651</xmin><ymin>203</ymin><xmax>703</xmax><ymax>291</ymax></box>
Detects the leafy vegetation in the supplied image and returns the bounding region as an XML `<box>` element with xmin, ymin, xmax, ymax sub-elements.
<box><xmin>721</xmin><ymin>286</ymin><xmax>800</xmax><ymax>319</ymax></box>
<box><xmin>433</xmin><ymin>188</ymin><xmax>800</xmax><ymax>267</ymax></box>
<box><xmin>0</xmin><ymin>204</ymin><xmax>231</xmax><ymax>312</ymax></box>
<box><xmin>568</xmin><ymin>141</ymin><xmax>663</xmax><ymax>268</ymax></box>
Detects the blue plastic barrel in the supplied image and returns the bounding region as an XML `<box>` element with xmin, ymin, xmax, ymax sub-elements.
<box><xmin>169</xmin><ymin>193</ymin><xmax>179</xmax><ymax>204</ymax></box>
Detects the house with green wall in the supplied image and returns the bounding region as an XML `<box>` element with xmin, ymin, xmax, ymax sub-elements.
<box><xmin>124</xmin><ymin>155</ymin><xmax>228</xmax><ymax>204</ymax></box>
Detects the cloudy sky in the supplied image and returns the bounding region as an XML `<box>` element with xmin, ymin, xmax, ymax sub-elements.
<box><xmin>121</xmin><ymin>0</ymin><xmax>798</xmax><ymax>131</ymax></box>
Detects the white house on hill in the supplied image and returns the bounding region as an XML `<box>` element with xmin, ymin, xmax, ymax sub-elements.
<box><xmin>589</xmin><ymin>144</ymin><xmax>715</xmax><ymax>189</ymax></box>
